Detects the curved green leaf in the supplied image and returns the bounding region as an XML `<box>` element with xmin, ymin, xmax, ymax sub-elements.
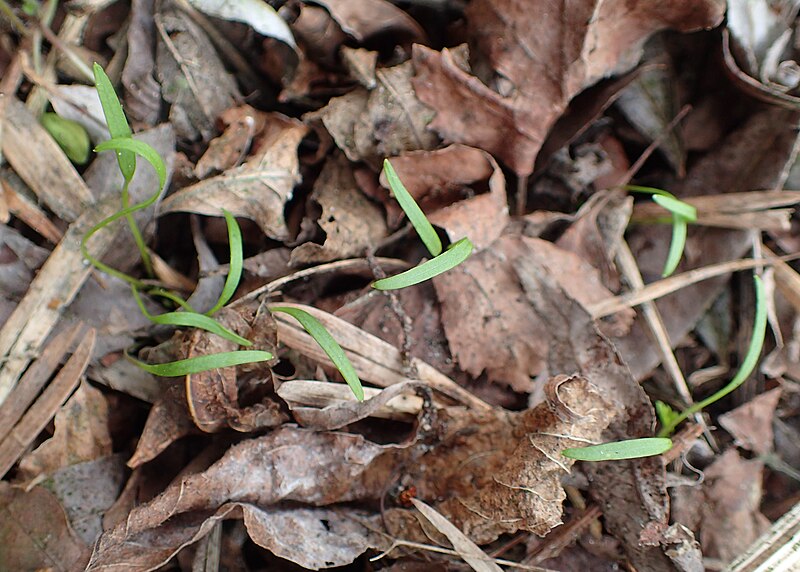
<box><xmin>653</xmin><ymin>195</ymin><xmax>697</xmax><ymax>221</ymax></box>
<box><xmin>130</xmin><ymin>350</ymin><xmax>274</xmax><ymax>376</ymax></box>
<box><xmin>93</xmin><ymin>63</ymin><xmax>135</xmax><ymax>180</ymax></box>
<box><xmin>95</xmin><ymin>138</ymin><xmax>166</xmax><ymax>190</ymax></box>
<box><xmin>205</xmin><ymin>210</ymin><xmax>243</xmax><ymax>316</ymax></box>
<box><xmin>373</xmin><ymin>237</ymin><xmax>473</xmax><ymax>290</ymax></box>
<box><xmin>658</xmin><ymin>274</ymin><xmax>767</xmax><ymax>437</ymax></box>
<box><xmin>662</xmin><ymin>216</ymin><xmax>688</xmax><ymax>277</ymax></box>
<box><xmin>271</xmin><ymin>306</ymin><xmax>364</xmax><ymax>401</ymax></box>
<box><xmin>563</xmin><ymin>437</ymin><xmax>673</xmax><ymax>461</ymax></box>
<box><xmin>383</xmin><ymin>159</ymin><xmax>442</xmax><ymax>257</ymax></box>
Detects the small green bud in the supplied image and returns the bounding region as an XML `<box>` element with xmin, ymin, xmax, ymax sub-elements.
<box><xmin>40</xmin><ymin>112</ymin><xmax>91</xmax><ymax>165</ymax></box>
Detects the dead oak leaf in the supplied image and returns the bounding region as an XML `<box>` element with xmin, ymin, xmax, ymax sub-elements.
<box><xmin>433</xmin><ymin>233</ymin><xmax>632</xmax><ymax>392</ymax></box>
<box><xmin>160</xmin><ymin>113</ymin><xmax>307</xmax><ymax>240</ymax></box>
<box><xmin>413</xmin><ymin>0</ymin><xmax>725</xmax><ymax>175</ymax></box>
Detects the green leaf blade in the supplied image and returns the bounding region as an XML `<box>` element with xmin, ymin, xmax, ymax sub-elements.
<box><xmin>205</xmin><ymin>210</ymin><xmax>243</xmax><ymax>316</ymax></box>
<box><xmin>383</xmin><ymin>159</ymin><xmax>442</xmax><ymax>257</ymax></box>
<box><xmin>95</xmin><ymin>138</ymin><xmax>167</xmax><ymax>191</ymax></box>
<box><xmin>271</xmin><ymin>306</ymin><xmax>364</xmax><ymax>401</ymax></box>
<box><xmin>562</xmin><ymin>437</ymin><xmax>673</xmax><ymax>461</ymax></box>
<box><xmin>93</xmin><ymin>63</ymin><xmax>135</xmax><ymax>180</ymax></box>
<box><xmin>652</xmin><ymin>194</ymin><xmax>697</xmax><ymax>221</ymax></box>
<box><xmin>41</xmin><ymin>112</ymin><xmax>91</xmax><ymax>164</ymax></box>
<box><xmin>130</xmin><ymin>350</ymin><xmax>273</xmax><ymax>376</ymax></box>
<box><xmin>662</xmin><ymin>216</ymin><xmax>688</xmax><ymax>277</ymax></box>
<box><xmin>373</xmin><ymin>237</ymin><xmax>473</xmax><ymax>290</ymax></box>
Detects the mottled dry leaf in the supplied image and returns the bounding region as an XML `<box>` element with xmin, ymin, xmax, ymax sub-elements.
<box><xmin>195</xmin><ymin>105</ymin><xmax>264</xmax><ymax>178</ymax></box>
<box><xmin>700</xmin><ymin>450</ymin><xmax>770</xmax><ymax>562</ymax></box>
<box><xmin>335</xmin><ymin>284</ymin><xmax>453</xmax><ymax>375</ymax></box>
<box><xmin>313</xmin><ymin>59</ymin><xmax>438</xmax><ymax>168</ymax></box>
<box><xmin>290</xmin><ymin>154</ymin><xmax>387</xmax><ymax>264</ymax></box>
<box><xmin>515</xmin><ymin>262</ymin><xmax>688</xmax><ymax>571</ymax></box>
<box><xmin>49</xmin><ymin>455</ymin><xmax>127</xmax><ymax>545</ymax></box>
<box><xmin>0</xmin><ymin>484</ymin><xmax>90</xmax><ymax>571</ymax></box>
<box><xmin>311</xmin><ymin>0</ymin><xmax>424</xmax><ymax>43</ymax></box>
<box><xmin>124</xmin><ymin>0</ymin><xmax>161</xmax><ymax>127</ymax></box>
<box><xmin>719</xmin><ymin>387</ymin><xmax>781</xmax><ymax>456</ymax></box>
<box><xmin>17</xmin><ymin>381</ymin><xmax>112</xmax><ymax>481</ymax></box>
<box><xmin>155</xmin><ymin>2</ymin><xmax>241</xmax><ymax>141</ymax></box>
<box><xmin>160</xmin><ymin>113</ymin><xmax>307</xmax><ymax>240</ymax></box>
<box><xmin>184</xmin><ymin>303</ymin><xmax>283</xmax><ymax>433</ymax></box>
<box><xmin>0</xmin><ymin>224</ymin><xmax>50</xmax><ymax>298</ymax></box>
<box><xmin>434</xmin><ymin>233</ymin><xmax>632</xmax><ymax>392</ymax></box>
<box><xmin>413</xmin><ymin>0</ymin><xmax>724</xmax><ymax>175</ymax></box>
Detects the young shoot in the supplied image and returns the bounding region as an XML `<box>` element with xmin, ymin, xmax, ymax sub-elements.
<box><xmin>562</xmin><ymin>438</ymin><xmax>673</xmax><ymax>461</ymax></box>
<box><xmin>129</xmin><ymin>350</ymin><xmax>275</xmax><ymax>377</ymax></box>
<box><xmin>373</xmin><ymin>159</ymin><xmax>473</xmax><ymax>290</ymax></box>
<box><xmin>626</xmin><ymin>185</ymin><xmax>697</xmax><ymax>277</ymax></box>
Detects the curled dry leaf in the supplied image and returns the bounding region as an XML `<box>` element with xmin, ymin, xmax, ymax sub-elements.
<box><xmin>290</xmin><ymin>154</ymin><xmax>388</xmax><ymax>265</ymax></box>
<box><xmin>312</xmin><ymin>58</ymin><xmax>438</xmax><ymax>168</ymax></box>
<box><xmin>433</xmin><ymin>233</ymin><xmax>634</xmax><ymax>392</ymax></box>
<box><xmin>183</xmin><ymin>302</ymin><xmax>283</xmax><ymax>433</ymax></box>
<box><xmin>719</xmin><ymin>387</ymin><xmax>782</xmax><ymax>456</ymax></box>
<box><xmin>155</xmin><ymin>2</ymin><xmax>241</xmax><ymax>141</ymax></box>
<box><xmin>413</xmin><ymin>0</ymin><xmax>725</xmax><ymax>175</ymax></box>
<box><xmin>195</xmin><ymin>105</ymin><xmax>264</xmax><ymax>179</ymax></box>
<box><xmin>309</xmin><ymin>0</ymin><xmax>425</xmax><ymax>45</ymax></box>
<box><xmin>160</xmin><ymin>113</ymin><xmax>307</xmax><ymax>240</ymax></box>
<box><xmin>123</xmin><ymin>0</ymin><xmax>161</xmax><ymax>127</ymax></box>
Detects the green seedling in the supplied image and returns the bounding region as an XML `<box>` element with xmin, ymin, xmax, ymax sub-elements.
<box><xmin>563</xmin><ymin>438</ymin><xmax>673</xmax><ymax>461</ymax></box>
<box><xmin>271</xmin><ymin>306</ymin><xmax>364</xmax><ymax>401</ymax></box>
<box><xmin>373</xmin><ymin>159</ymin><xmax>473</xmax><ymax>290</ymax></box>
<box><xmin>129</xmin><ymin>350</ymin><xmax>275</xmax><ymax>376</ymax></box>
<box><xmin>41</xmin><ymin>112</ymin><xmax>91</xmax><ymax>164</ymax></box>
<box><xmin>564</xmin><ymin>273</ymin><xmax>766</xmax><ymax>461</ymax></box>
<box><xmin>627</xmin><ymin>185</ymin><xmax>697</xmax><ymax>277</ymax></box>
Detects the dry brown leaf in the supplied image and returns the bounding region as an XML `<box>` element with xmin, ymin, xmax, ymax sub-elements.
<box><xmin>719</xmin><ymin>387</ymin><xmax>782</xmax><ymax>456</ymax></box>
<box><xmin>310</xmin><ymin>0</ymin><xmax>424</xmax><ymax>44</ymax></box>
<box><xmin>290</xmin><ymin>154</ymin><xmax>388</xmax><ymax>264</ymax></box>
<box><xmin>412</xmin><ymin>1</ymin><xmax>725</xmax><ymax>175</ymax></box>
<box><xmin>433</xmin><ymin>233</ymin><xmax>634</xmax><ymax>392</ymax></box>
<box><xmin>124</xmin><ymin>0</ymin><xmax>161</xmax><ymax>127</ymax></box>
<box><xmin>160</xmin><ymin>113</ymin><xmax>307</xmax><ymax>240</ymax></box>
<box><xmin>699</xmin><ymin>450</ymin><xmax>770</xmax><ymax>562</ymax></box>
<box><xmin>0</xmin><ymin>224</ymin><xmax>50</xmax><ymax>298</ymax></box>
<box><xmin>155</xmin><ymin>1</ymin><xmax>241</xmax><ymax>141</ymax></box>
<box><xmin>195</xmin><ymin>105</ymin><xmax>264</xmax><ymax>178</ymax></box>
<box><xmin>312</xmin><ymin>59</ymin><xmax>438</xmax><ymax>168</ymax></box>
<box><xmin>17</xmin><ymin>380</ymin><xmax>112</xmax><ymax>482</ymax></box>
<box><xmin>0</xmin><ymin>484</ymin><xmax>90</xmax><ymax>571</ymax></box>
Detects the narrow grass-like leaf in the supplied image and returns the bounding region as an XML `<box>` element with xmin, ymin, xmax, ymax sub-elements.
<box><xmin>563</xmin><ymin>437</ymin><xmax>673</xmax><ymax>461</ymax></box>
<box><xmin>662</xmin><ymin>216</ymin><xmax>688</xmax><ymax>277</ymax></box>
<box><xmin>205</xmin><ymin>210</ymin><xmax>243</xmax><ymax>316</ymax></box>
<box><xmin>147</xmin><ymin>288</ymin><xmax>196</xmax><ymax>312</ymax></box>
<box><xmin>40</xmin><ymin>112</ymin><xmax>91</xmax><ymax>164</ymax></box>
<box><xmin>129</xmin><ymin>350</ymin><xmax>273</xmax><ymax>376</ymax></box>
<box><xmin>132</xmin><ymin>287</ymin><xmax>252</xmax><ymax>346</ymax></box>
<box><xmin>95</xmin><ymin>138</ymin><xmax>166</xmax><ymax>189</ymax></box>
<box><xmin>373</xmin><ymin>237</ymin><xmax>473</xmax><ymax>290</ymax></box>
<box><xmin>658</xmin><ymin>274</ymin><xmax>767</xmax><ymax>437</ymax></box>
<box><xmin>93</xmin><ymin>63</ymin><xmax>135</xmax><ymax>180</ymax></box>
<box><xmin>652</xmin><ymin>194</ymin><xmax>697</xmax><ymax>221</ymax></box>
<box><xmin>271</xmin><ymin>306</ymin><xmax>364</xmax><ymax>401</ymax></box>
<box><xmin>383</xmin><ymin>159</ymin><xmax>442</xmax><ymax>257</ymax></box>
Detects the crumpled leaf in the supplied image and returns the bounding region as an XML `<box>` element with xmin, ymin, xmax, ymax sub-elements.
<box><xmin>0</xmin><ymin>224</ymin><xmax>50</xmax><ymax>298</ymax></box>
<box><xmin>290</xmin><ymin>154</ymin><xmax>387</xmax><ymax>265</ymax></box>
<box><xmin>310</xmin><ymin>0</ymin><xmax>424</xmax><ymax>44</ymax></box>
<box><xmin>160</xmin><ymin>113</ymin><xmax>307</xmax><ymax>240</ymax></box>
<box><xmin>412</xmin><ymin>0</ymin><xmax>725</xmax><ymax>175</ymax></box>
<box><xmin>433</xmin><ymin>233</ymin><xmax>634</xmax><ymax>392</ymax></box>
<box><xmin>155</xmin><ymin>2</ymin><xmax>241</xmax><ymax>141</ymax></box>
<box><xmin>123</xmin><ymin>0</ymin><xmax>161</xmax><ymax>127</ymax></box>
<box><xmin>195</xmin><ymin>105</ymin><xmax>264</xmax><ymax>178</ymax></box>
<box><xmin>188</xmin><ymin>0</ymin><xmax>295</xmax><ymax>48</ymax></box>
<box><xmin>0</xmin><ymin>484</ymin><xmax>90</xmax><ymax>571</ymax></box>
<box><xmin>312</xmin><ymin>58</ymin><xmax>438</xmax><ymax>168</ymax></box>
<box><xmin>17</xmin><ymin>381</ymin><xmax>112</xmax><ymax>481</ymax></box>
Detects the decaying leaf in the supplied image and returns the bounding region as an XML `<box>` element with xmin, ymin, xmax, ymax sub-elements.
<box><xmin>155</xmin><ymin>1</ymin><xmax>241</xmax><ymax>141</ymax></box>
<box><xmin>160</xmin><ymin>113</ymin><xmax>307</xmax><ymax>240</ymax></box>
<box><xmin>310</xmin><ymin>0</ymin><xmax>425</xmax><ymax>45</ymax></box>
<box><xmin>187</xmin><ymin>0</ymin><xmax>296</xmax><ymax>48</ymax></box>
<box><xmin>413</xmin><ymin>0</ymin><xmax>725</xmax><ymax>175</ymax></box>
<box><xmin>291</xmin><ymin>153</ymin><xmax>387</xmax><ymax>264</ymax></box>
<box><xmin>719</xmin><ymin>387</ymin><xmax>782</xmax><ymax>456</ymax></box>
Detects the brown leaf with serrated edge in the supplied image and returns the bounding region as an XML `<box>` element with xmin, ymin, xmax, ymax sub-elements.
<box><xmin>0</xmin><ymin>483</ymin><xmax>90</xmax><ymax>571</ymax></box>
<box><xmin>719</xmin><ymin>388</ymin><xmax>782</xmax><ymax>456</ymax></box>
<box><xmin>434</xmin><ymin>233</ymin><xmax>633</xmax><ymax>392</ymax></box>
<box><xmin>160</xmin><ymin>113</ymin><xmax>307</xmax><ymax>240</ymax></box>
<box><xmin>412</xmin><ymin>0</ymin><xmax>724</xmax><ymax>176</ymax></box>
<box><xmin>290</xmin><ymin>154</ymin><xmax>387</xmax><ymax>265</ymax></box>
<box><xmin>514</xmin><ymin>261</ymin><xmax>691</xmax><ymax>572</ymax></box>
<box><xmin>312</xmin><ymin>59</ymin><xmax>438</xmax><ymax>168</ymax></box>
<box><xmin>155</xmin><ymin>2</ymin><xmax>241</xmax><ymax>141</ymax></box>
<box><xmin>184</xmin><ymin>302</ymin><xmax>283</xmax><ymax>433</ymax></box>
<box><xmin>17</xmin><ymin>381</ymin><xmax>112</xmax><ymax>482</ymax></box>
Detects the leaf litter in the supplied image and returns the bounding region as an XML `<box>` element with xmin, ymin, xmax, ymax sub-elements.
<box><xmin>2</xmin><ymin>0</ymin><xmax>800</xmax><ymax>571</ymax></box>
